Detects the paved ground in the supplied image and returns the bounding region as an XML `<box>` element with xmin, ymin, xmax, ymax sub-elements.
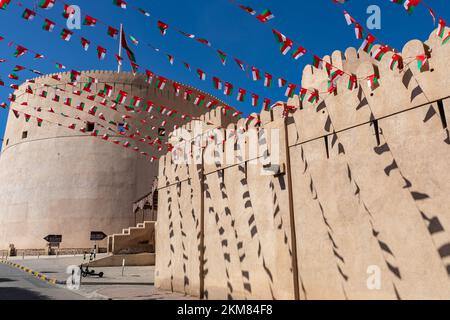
<box><xmin>0</xmin><ymin>255</ymin><xmax>195</xmax><ymax>300</ymax></box>
<box><xmin>0</xmin><ymin>263</ymin><xmax>86</xmax><ymax>300</ymax></box>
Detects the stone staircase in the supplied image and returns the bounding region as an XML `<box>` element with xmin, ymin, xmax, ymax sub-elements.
<box><xmin>107</xmin><ymin>221</ymin><xmax>155</xmax><ymax>255</ymax></box>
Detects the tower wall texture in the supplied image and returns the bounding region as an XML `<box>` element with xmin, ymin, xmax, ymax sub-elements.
<box><xmin>155</xmin><ymin>29</ymin><xmax>450</xmax><ymax>299</ymax></box>
<box><xmin>0</xmin><ymin>70</ymin><xmax>236</xmax><ymax>250</ymax></box>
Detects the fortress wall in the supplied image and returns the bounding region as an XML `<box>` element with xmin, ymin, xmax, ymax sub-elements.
<box><xmin>156</xmin><ymin>30</ymin><xmax>450</xmax><ymax>299</ymax></box>
<box><xmin>0</xmin><ymin>70</ymin><xmax>236</xmax><ymax>250</ymax></box>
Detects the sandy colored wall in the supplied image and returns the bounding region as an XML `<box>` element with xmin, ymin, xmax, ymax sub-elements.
<box><xmin>155</xmin><ymin>29</ymin><xmax>450</xmax><ymax>299</ymax></box>
<box><xmin>0</xmin><ymin>70</ymin><xmax>237</xmax><ymax>250</ymax></box>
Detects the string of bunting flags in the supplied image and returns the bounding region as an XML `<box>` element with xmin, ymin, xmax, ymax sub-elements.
<box><xmin>13</xmin><ymin>2</ymin><xmax>268</xmax><ymax>112</ymax></box>
<box><xmin>4</xmin><ymin>101</ymin><xmax>160</xmax><ymax>161</ymax></box>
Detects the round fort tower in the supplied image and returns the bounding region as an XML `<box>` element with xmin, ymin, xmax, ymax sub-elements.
<box><xmin>0</xmin><ymin>70</ymin><xmax>237</xmax><ymax>250</ymax></box>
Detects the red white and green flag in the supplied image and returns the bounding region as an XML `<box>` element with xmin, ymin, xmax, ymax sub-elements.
<box><xmin>251</xmin><ymin>66</ymin><xmax>261</xmax><ymax>81</ymax></box>
<box><xmin>62</xmin><ymin>4</ymin><xmax>75</xmax><ymax>18</ymax></box>
<box><xmin>360</xmin><ymin>34</ymin><xmax>375</xmax><ymax>53</ymax></box>
<box><xmin>52</xmin><ymin>94</ymin><xmax>60</xmax><ymax>102</ymax></box>
<box><xmin>107</xmin><ymin>26</ymin><xmax>119</xmax><ymax>39</ymax></box>
<box><xmin>0</xmin><ymin>0</ymin><xmax>11</xmax><ymax>10</ymax></box>
<box><xmin>39</xmin><ymin>0</ymin><xmax>55</xmax><ymax>9</ymax></box>
<box><xmin>292</xmin><ymin>46</ymin><xmax>307</xmax><ymax>60</ymax></box>
<box><xmin>257</xmin><ymin>9</ymin><xmax>274</xmax><ymax>23</ymax></box>
<box><xmin>263</xmin><ymin>98</ymin><xmax>271</xmax><ymax>111</ymax></box>
<box><xmin>367</xmin><ymin>74</ymin><xmax>379</xmax><ymax>90</ymax></box>
<box><xmin>239</xmin><ymin>5</ymin><xmax>256</xmax><ymax>15</ymax></box>
<box><xmin>403</xmin><ymin>0</ymin><xmax>421</xmax><ymax>15</ymax></box>
<box><xmin>354</xmin><ymin>23</ymin><xmax>364</xmax><ymax>40</ymax></box>
<box><xmin>416</xmin><ymin>54</ymin><xmax>428</xmax><ymax>71</ymax></box>
<box><xmin>130</xmin><ymin>35</ymin><xmax>139</xmax><ymax>46</ymax></box>
<box><xmin>167</xmin><ymin>54</ymin><xmax>174</xmax><ymax>65</ymax></box>
<box><xmin>157</xmin><ymin>21</ymin><xmax>168</xmax><ymax>35</ymax></box>
<box><xmin>131</xmin><ymin>96</ymin><xmax>142</xmax><ymax>107</ymax></box>
<box><xmin>251</xmin><ymin>93</ymin><xmax>259</xmax><ymax>107</ymax></box>
<box><xmin>437</xmin><ymin>18</ymin><xmax>446</xmax><ymax>38</ymax></box>
<box><xmin>115</xmin><ymin>54</ymin><xmax>123</xmax><ymax>66</ymax></box>
<box><xmin>42</xmin><ymin>19</ymin><xmax>55</xmax><ymax>32</ymax></box>
<box><xmin>145</xmin><ymin>101</ymin><xmax>154</xmax><ymax>112</ymax></box>
<box><xmin>184</xmin><ymin>89</ymin><xmax>193</xmax><ymax>101</ymax></box>
<box><xmin>60</xmin><ymin>29</ymin><xmax>73</xmax><ymax>41</ymax></box>
<box><xmin>8</xmin><ymin>73</ymin><xmax>18</xmax><ymax>80</ymax></box>
<box><xmin>37</xmin><ymin>117</ymin><xmax>45</xmax><ymax>127</ymax></box>
<box><xmin>24</xmin><ymin>113</ymin><xmax>31</xmax><ymax>122</ymax></box>
<box><xmin>113</xmin><ymin>0</ymin><xmax>127</xmax><ymax>9</ymax></box>
<box><xmin>308</xmin><ymin>91</ymin><xmax>319</xmax><ymax>104</ymax></box>
<box><xmin>173</xmin><ymin>82</ymin><xmax>181</xmax><ymax>96</ymax></box>
<box><xmin>371</xmin><ymin>45</ymin><xmax>389</xmax><ymax>61</ymax></box>
<box><xmin>213</xmin><ymin>77</ymin><xmax>222</xmax><ymax>90</ymax></box>
<box><xmin>206</xmin><ymin>100</ymin><xmax>218</xmax><ymax>109</ymax></box>
<box><xmin>145</xmin><ymin>70</ymin><xmax>154</xmax><ymax>84</ymax></box>
<box><xmin>22</xmin><ymin>8</ymin><xmax>36</xmax><ymax>20</ymax></box>
<box><xmin>197</xmin><ymin>69</ymin><xmax>206</xmax><ymax>80</ymax></box>
<box><xmin>194</xmin><ymin>94</ymin><xmax>205</xmax><ymax>107</ymax></box>
<box><xmin>197</xmin><ymin>38</ymin><xmax>211</xmax><ymax>47</ymax></box>
<box><xmin>83</xmin><ymin>15</ymin><xmax>97</xmax><ymax>27</ymax></box>
<box><xmin>131</xmin><ymin>61</ymin><xmax>139</xmax><ymax>75</ymax></box>
<box><xmin>64</xmin><ymin>97</ymin><xmax>72</xmax><ymax>106</ymax></box>
<box><xmin>81</xmin><ymin>37</ymin><xmax>90</xmax><ymax>51</ymax></box>
<box><xmin>299</xmin><ymin>88</ymin><xmax>308</xmax><ymax>102</ymax></box>
<box><xmin>280</xmin><ymin>39</ymin><xmax>293</xmax><ymax>55</ymax></box>
<box><xmin>217</xmin><ymin>50</ymin><xmax>227</xmax><ymax>65</ymax></box>
<box><xmin>224</xmin><ymin>82</ymin><xmax>233</xmax><ymax>96</ymax></box>
<box><xmin>348</xmin><ymin>75</ymin><xmax>358</xmax><ymax>91</ymax></box>
<box><xmin>97</xmin><ymin>46</ymin><xmax>107</xmax><ymax>60</ymax></box>
<box><xmin>103</xmin><ymin>84</ymin><xmax>113</xmax><ymax>97</ymax></box>
<box><xmin>88</xmin><ymin>106</ymin><xmax>98</xmax><ymax>115</ymax></box>
<box><xmin>14</xmin><ymin>45</ymin><xmax>28</xmax><ymax>58</ymax></box>
<box><xmin>156</xmin><ymin>76</ymin><xmax>167</xmax><ymax>90</ymax></box>
<box><xmin>278</xmin><ymin>78</ymin><xmax>287</xmax><ymax>88</ymax></box>
<box><xmin>237</xmin><ymin>88</ymin><xmax>246</xmax><ymax>102</ymax></box>
<box><xmin>343</xmin><ymin>10</ymin><xmax>355</xmax><ymax>25</ymax></box>
<box><xmin>115</xmin><ymin>90</ymin><xmax>128</xmax><ymax>104</ymax></box>
<box><xmin>68</xmin><ymin>123</ymin><xmax>76</xmax><ymax>130</ymax></box>
<box><xmin>13</xmin><ymin>65</ymin><xmax>25</xmax><ymax>72</ymax></box>
<box><xmin>312</xmin><ymin>55</ymin><xmax>323</xmax><ymax>69</ymax></box>
<box><xmin>264</xmin><ymin>73</ymin><xmax>272</xmax><ymax>87</ymax></box>
<box><xmin>442</xmin><ymin>33</ymin><xmax>450</xmax><ymax>45</ymax></box>
<box><xmin>234</xmin><ymin>58</ymin><xmax>246</xmax><ymax>71</ymax></box>
<box><xmin>285</xmin><ymin>84</ymin><xmax>296</xmax><ymax>98</ymax></box>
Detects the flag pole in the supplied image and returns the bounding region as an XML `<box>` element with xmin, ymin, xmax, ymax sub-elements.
<box><xmin>117</xmin><ymin>23</ymin><xmax>123</xmax><ymax>73</ymax></box>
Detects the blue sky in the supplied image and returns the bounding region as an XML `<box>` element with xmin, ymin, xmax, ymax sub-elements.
<box><xmin>0</xmin><ymin>0</ymin><xmax>448</xmax><ymax>138</ymax></box>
